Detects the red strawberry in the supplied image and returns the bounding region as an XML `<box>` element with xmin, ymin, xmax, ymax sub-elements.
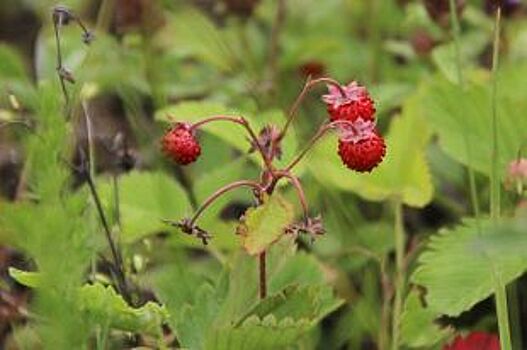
<box><xmin>338</xmin><ymin>133</ymin><xmax>386</xmax><ymax>172</ymax></box>
<box><xmin>322</xmin><ymin>81</ymin><xmax>376</xmax><ymax>122</ymax></box>
<box><xmin>443</xmin><ymin>332</ymin><xmax>500</xmax><ymax>350</ymax></box>
<box><xmin>161</xmin><ymin>123</ymin><xmax>201</xmax><ymax>165</ymax></box>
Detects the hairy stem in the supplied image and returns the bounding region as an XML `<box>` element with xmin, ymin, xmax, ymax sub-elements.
<box><xmin>275</xmin><ymin>171</ymin><xmax>309</xmax><ymax>223</ymax></box>
<box><xmin>391</xmin><ymin>199</ymin><xmax>405</xmax><ymax>350</ymax></box>
<box><xmin>280</xmin><ymin>77</ymin><xmax>346</xmax><ymax>140</ymax></box>
<box><xmin>285</xmin><ymin>120</ymin><xmax>352</xmax><ymax>172</ymax></box>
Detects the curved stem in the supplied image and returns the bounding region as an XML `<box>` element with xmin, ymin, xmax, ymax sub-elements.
<box><xmin>284</xmin><ymin>120</ymin><xmax>351</xmax><ymax>172</ymax></box>
<box><xmin>189</xmin><ymin>180</ymin><xmax>263</xmax><ymax>226</ymax></box>
<box><xmin>275</xmin><ymin>171</ymin><xmax>309</xmax><ymax>223</ymax></box>
<box><xmin>191</xmin><ymin>115</ymin><xmax>274</xmax><ymax>172</ymax></box>
<box><xmin>279</xmin><ymin>77</ymin><xmax>346</xmax><ymax>140</ymax></box>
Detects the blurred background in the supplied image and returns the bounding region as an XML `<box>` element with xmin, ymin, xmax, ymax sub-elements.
<box><xmin>1</xmin><ymin>0</ymin><xmax>527</xmax><ymax>349</ymax></box>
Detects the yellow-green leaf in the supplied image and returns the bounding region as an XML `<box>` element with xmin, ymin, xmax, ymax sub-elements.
<box><xmin>237</xmin><ymin>194</ymin><xmax>294</xmax><ymax>255</ymax></box>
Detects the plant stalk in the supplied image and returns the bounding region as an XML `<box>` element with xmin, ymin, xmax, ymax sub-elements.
<box><xmin>391</xmin><ymin>199</ymin><xmax>404</xmax><ymax>350</ymax></box>
<box><xmin>259</xmin><ymin>251</ymin><xmax>267</xmax><ymax>299</ymax></box>
<box><xmin>489</xmin><ymin>7</ymin><xmax>512</xmax><ymax>350</ymax></box>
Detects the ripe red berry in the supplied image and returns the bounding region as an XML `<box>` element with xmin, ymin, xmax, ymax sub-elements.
<box><xmin>338</xmin><ymin>133</ymin><xmax>386</xmax><ymax>172</ymax></box>
<box><xmin>161</xmin><ymin>123</ymin><xmax>201</xmax><ymax>165</ymax></box>
<box><xmin>323</xmin><ymin>82</ymin><xmax>376</xmax><ymax>122</ymax></box>
<box><xmin>443</xmin><ymin>332</ymin><xmax>500</xmax><ymax>350</ymax></box>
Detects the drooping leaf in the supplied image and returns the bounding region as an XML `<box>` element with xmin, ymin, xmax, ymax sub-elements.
<box><xmin>308</xmin><ymin>93</ymin><xmax>433</xmax><ymax>207</ymax></box>
<box><xmin>413</xmin><ymin>218</ymin><xmax>527</xmax><ymax>317</ymax></box>
<box><xmin>237</xmin><ymin>194</ymin><xmax>295</xmax><ymax>255</ymax></box>
<box><xmin>400</xmin><ymin>289</ymin><xmax>452</xmax><ymax>348</ymax></box>
<box><xmin>98</xmin><ymin>171</ymin><xmax>191</xmax><ymax>243</ymax></box>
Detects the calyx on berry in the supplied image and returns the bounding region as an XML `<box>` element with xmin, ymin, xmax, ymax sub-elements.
<box><xmin>322</xmin><ymin>81</ymin><xmax>376</xmax><ymax>123</ymax></box>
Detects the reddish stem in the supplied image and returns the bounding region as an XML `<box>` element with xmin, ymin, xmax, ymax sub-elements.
<box><xmin>284</xmin><ymin>120</ymin><xmax>354</xmax><ymax>172</ymax></box>
<box><xmin>279</xmin><ymin>77</ymin><xmax>346</xmax><ymax>141</ymax></box>
<box><xmin>191</xmin><ymin>115</ymin><xmax>275</xmax><ymax>172</ymax></box>
<box><xmin>189</xmin><ymin>180</ymin><xmax>263</xmax><ymax>226</ymax></box>
<box><xmin>259</xmin><ymin>251</ymin><xmax>267</xmax><ymax>299</ymax></box>
<box><xmin>275</xmin><ymin>171</ymin><xmax>309</xmax><ymax>223</ymax></box>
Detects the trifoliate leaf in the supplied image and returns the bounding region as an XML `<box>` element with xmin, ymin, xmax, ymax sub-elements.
<box><xmin>237</xmin><ymin>194</ymin><xmax>294</xmax><ymax>255</ymax></box>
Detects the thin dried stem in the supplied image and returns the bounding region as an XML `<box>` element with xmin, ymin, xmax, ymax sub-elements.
<box><xmin>284</xmin><ymin>120</ymin><xmax>351</xmax><ymax>172</ymax></box>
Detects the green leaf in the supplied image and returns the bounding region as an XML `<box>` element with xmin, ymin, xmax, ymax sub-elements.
<box><xmin>237</xmin><ymin>194</ymin><xmax>295</xmax><ymax>255</ymax></box>
<box><xmin>8</xmin><ymin>267</ymin><xmax>41</xmax><ymax>288</ymax></box>
<box><xmin>400</xmin><ymin>289</ymin><xmax>451</xmax><ymax>348</ymax></box>
<box><xmin>420</xmin><ymin>66</ymin><xmax>527</xmax><ymax>177</ymax></box>
<box><xmin>98</xmin><ymin>171</ymin><xmax>191</xmax><ymax>243</ymax></box>
<box><xmin>308</xmin><ymin>93</ymin><xmax>433</xmax><ymax>207</ymax></box>
<box><xmin>431</xmin><ymin>31</ymin><xmax>488</xmax><ymax>84</ymax></box>
<box><xmin>239</xmin><ymin>285</ymin><xmax>342</xmax><ymax>325</ymax></box>
<box><xmin>7</xmin><ymin>270</ymin><xmax>168</xmax><ymax>337</ymax></box>
<box><xmin>207</xmin><ymin>285</ymin><xmax>341</xmax><ymax>350</ymax></box>
<box><xmin>78</xmin><ymin>283</ymin><xmax>168</xmax><ymax>337</ymax></box>
<box><xmin>153</xmin><ymin>237</ymin><xmax>340</xmax><ymax>350</ymax></box>
<box><xmin>413</xmin><ymin>218</ymin><xmax>527</xmax><ymax>317</ymax></box>
<box><xmin>205</xmin><ymin>316</ymin><xmax>312</xmax><ymax>350</ymax></box>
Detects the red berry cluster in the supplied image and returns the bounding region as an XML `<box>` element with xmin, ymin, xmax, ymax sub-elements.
<box><xmin>323</xmin><ymin>82</ymin><xmax>386</xmax><ymax>172</ymax></box>
<box><xmin>161</xmin><ymin>122</ymin><xmax>201</xmax><ymax>165</ymax></box>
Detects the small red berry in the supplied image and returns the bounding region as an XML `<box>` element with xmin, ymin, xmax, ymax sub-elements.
<box><xmin>322</xmin><ymin>82</ymin><xmax>376</xmax><ymax>122</ymax></box>
<box><xmin>338</xmin><ymin>133</ymin><xmax>386</xmax><ymax>172</ymax></box>
<box><xmin>161</xmin><ymin>123</ymin><xmax>201</xmax><ymax>165</ymax></box>
<box><xmin>443</xmin><ymin>332</ymin><xmax>500</xmax><ymax>350</ymax></box>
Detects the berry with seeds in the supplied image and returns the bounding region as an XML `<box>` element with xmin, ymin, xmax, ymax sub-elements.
<box><xmin>161</xmin><ymin>123</ymin><xmax>201</xmax><ymax>165</ymax></box>
<box><xmin>338</xmin><ymin>133</ymin><xmax>386</xmax><ymax>172</ymax></box>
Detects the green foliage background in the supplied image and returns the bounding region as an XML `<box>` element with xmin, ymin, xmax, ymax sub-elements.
<box><xmin>1</xmin><ymin>0</ymin><xmax>527</xmax><ymax>349</ymax></box>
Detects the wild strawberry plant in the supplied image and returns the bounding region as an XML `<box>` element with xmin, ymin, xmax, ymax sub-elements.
<box><xmin>0</xmin><ymin>1</ymin><xmax>527</xmax><ymax>350</ymax></box>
